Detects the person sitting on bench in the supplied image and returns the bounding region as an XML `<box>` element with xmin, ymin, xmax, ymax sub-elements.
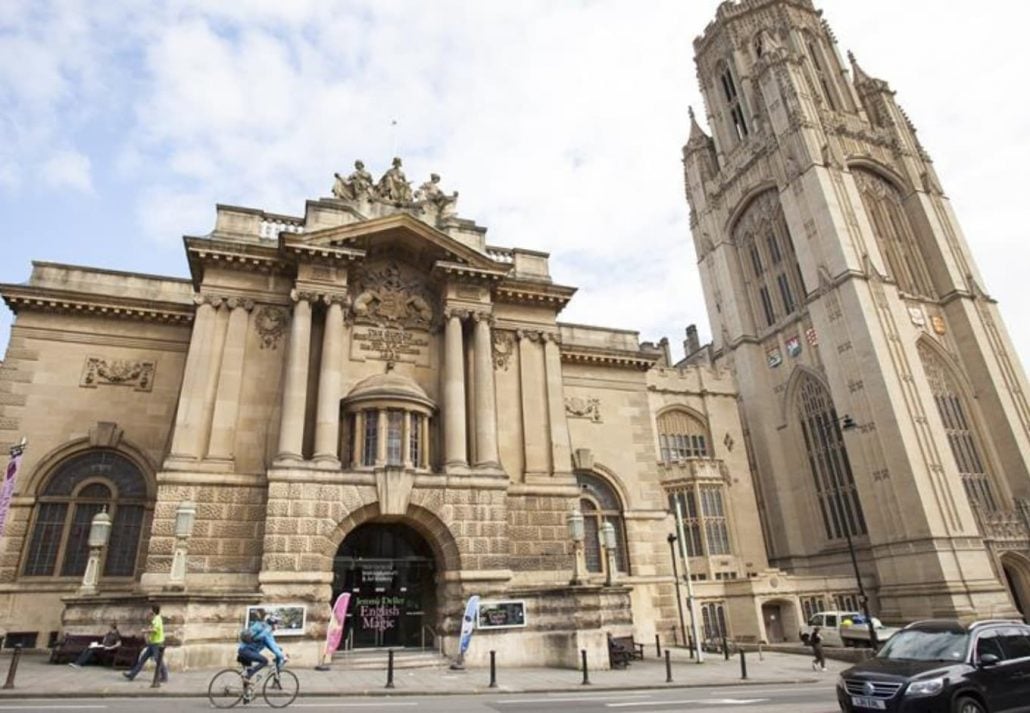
<box><xmin>69</xmin><ymin>622</ymin><xmax>121</xmax><ymax>669</ymax></box>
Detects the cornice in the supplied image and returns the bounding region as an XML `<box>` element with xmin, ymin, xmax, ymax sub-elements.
<box><xmin>495</xmin><ymin>280</ymin><xmax>577</xmax><ymax>311</ymax></box>
<box><xmin>560</xmin><ymin>345</ymin><xmax>658</xmax><ymax>371</ymax></box>
<box><xmin>185</xmin><ymin>236</ymin><xmax>292</xmax><ymax>288</ymax></box>
<box><xmin>280</xmin><ymin>236</ymin><xmax>366</xmax><ymax>264</ymax></box>
<box><xmin>0</xmin><ymin>285</ymin><xmax>194</xmax><ymax>324</ymax></box>
<box><xmin>432</xmin><ymin>259</ymin><xmax>509</xmax><ymax>282</ymax></box>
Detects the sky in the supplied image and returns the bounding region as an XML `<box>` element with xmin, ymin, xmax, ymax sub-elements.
<box><xmin>1</xmin><ymin>1</ymin><xmax>1028</xmax><ymax>370</ymax></box>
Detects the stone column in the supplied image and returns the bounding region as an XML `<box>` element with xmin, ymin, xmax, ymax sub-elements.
<box><xmin>351</xmin><ymin>411</ymin><xmax>364</xmax><ymax>469</ymax></box>
<box><xmin>473</xmin><ymin>312</ymin><xmax>500</xmax><ymax>468</ymax></box>
<box><xmin>277</xmin><ymin>291</ymin><xmax>313</xmax><ymax>460</ymax></box>
<box><xmin>207</xmin><ymin>299</ymin><xmax>253</xmax><ymax>460</ymax></box>
<box><xmin>443</xmin><ymin>310</ymin><xmax>468</xmax><ymax>468</ymax></box>
<box><xmin>313</xmin><ymin>296</ymin><xmax>346</xmax><ymax>464</ymax></box>
<box><xmin>376</xmin><ymin>410</ymin><xmax>388</xmax><ymax>466</ymax></box>
<box><xmin>544</xmin><ymin>332</ymin><xmax>573</xmax><ymax>474</ymax></box>
<box><xmin>402</xmin><ymin>412</ymin><xmax>413</xmax><ymax>468</ymax></box>
<box><xmin>420</xmin><ymin>415</ymin><xmax>430</xmax><ymax>468</ymax></box>
<box><xmin>169</xmin><ymin>297</ymin><xmax>220</xmax><ymax>460</ymax></box>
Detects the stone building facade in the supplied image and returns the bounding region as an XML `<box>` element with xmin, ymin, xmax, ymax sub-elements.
<box><xmin>0</xmin><ymin>0</ymin><xmax>1027</xmax><ymax>671</ymax></box>
<box><xmin>682</xmin><ymin>0</ymin><xmax>1030</xmax><ymax>624</ymax></box>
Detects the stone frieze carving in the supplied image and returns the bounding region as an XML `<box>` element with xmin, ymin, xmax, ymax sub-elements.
<box><xmin>565</xmin><ymin>396</ymin><xmax>602</xmax><ymax>423</ymax></box>
<box><xmin>493</xmin><ymin>330</ymin><xmax>515</xmax><ymax>371</ymax></box>
<box><xmin>254</xmin><ymin>306</ymin><xmax>289</xmax><ymax>350</ymax></box>
<box><xmin>81</xmin><ymin>357</ymin><xmax>155</xmax><ymax>392</ymax></box>
<box><xmin>350</xmin><ymin>260</ymin><xmax>435</xmax><ymax>330</ymax></box>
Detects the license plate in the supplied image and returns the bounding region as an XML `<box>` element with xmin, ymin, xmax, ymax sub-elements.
<box><xmin>850</xmin><ymin>696</ymin><xmax>886</xmax><ymax>710</ymax></box>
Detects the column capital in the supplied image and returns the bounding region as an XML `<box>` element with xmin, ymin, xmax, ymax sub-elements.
<box><xmin>290</xmin><ymin>288</ymin><xmax>320</xmax><ymax>304</ymax></box>
<box><xmin>224</xmin><ymin>297</ymin><xmax>255</xmax><ymax>312</ymax></box>
<box><xmin>471</xmin><ymin>310</ymin><xmax>495</xmax><ymax>326</ymax></box>
<box><xmin>193</xmin><ymin>293</ymin><xmax>225</xmax><ymax>308</ymax></box>
<box><xmin>516</xmin><ymin>329</ymin><xmax>544</xmax><ymax>343</ymax></box>
<box><xmin>543</xmin><ymin>331</ymin><xmax>562</xmax><ymax>345</ymax></box>
<box><xmin>444</xmin><ymin>307</ymin><xmax>471</xmax><ymax>321</ymax></box>
<box><xmin>322</xmin><ymin>292</ymin><xmax>351</xmax><ymax>307</ymax></box>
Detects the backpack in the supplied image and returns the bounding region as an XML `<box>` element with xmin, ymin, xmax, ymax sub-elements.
<box><xmin>239</xmin><ymin>622</ymin><xmax>263</xmax><ymax>645</ymax></box>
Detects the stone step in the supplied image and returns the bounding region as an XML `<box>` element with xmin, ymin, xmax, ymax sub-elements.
<box><xmin>331</xmin><ymin>647</ymin><xmax>451</xmax><ymax>670</ymax></box>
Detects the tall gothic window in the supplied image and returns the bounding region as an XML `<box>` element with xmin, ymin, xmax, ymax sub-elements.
<box><xmin>804</xmin><ymin>33</ymin><xmax>839</xmax><ymax>111</ymax></box>
<box><xmin>577</xmin><ymin>472</ymin><xmax>629</xmax><ymax>575</ymax></box>
<box><xmin>657</xmin><ymin>410</ymin><xmax>710</xmax><ymax>462</ymax></box>
<box><xmin>718</xmin><ymin>63</ymin><xmax>749</xmax><ymax>141</ymax></box>
<box><xmin>668</xmin><ymin>486</ymin><xmax>732</xmax><ymax>557</ymax></box>
<box><xmin>918</xmin><ymin>344</ymin><xmax>998</xmax><ymax>512</ymax></box>
<box><xmin>796</xmin><ymin>376</ymin><xmax>867</xmax><ymax>541</ymax></box>
<box><xmin>700</xmin><ymin>601</ymin><xmax>728</xmax><ymax>641</ymax></box>
<box><xmin>23</xmin><ymin>450</ymin><xmax>149</xmax><ymax>579</ymax></box>
<box><xmin>734</xmin><ymin>191</ymin><xmax>807</xmax><ymax>330</ymax></box>
<box><xmin>854</xmin><ymin>170</ymin><xmax>936</xmax><ymax>299</ymax></box>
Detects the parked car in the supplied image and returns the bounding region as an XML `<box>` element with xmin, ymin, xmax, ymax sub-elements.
<box><xmin>800</xmin><ymin>610</ymin><xmax>899</xmax><ymax>648</ymax></box>
<box><xmin>836</xmin><ymin>618</ymin><xmax>1030</xmax><ymax>712</ymax></box>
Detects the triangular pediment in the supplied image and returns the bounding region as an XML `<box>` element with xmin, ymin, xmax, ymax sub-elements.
<box><xmin>287</xmin><ymin>213</ymin><xmax>507</xmax><ymax>274</ymax></box>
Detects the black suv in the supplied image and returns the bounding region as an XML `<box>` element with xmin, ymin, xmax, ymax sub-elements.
<box><xmin>836</xmin><ymin>619</ymin><xmax>1030</xmax><ymax>712</ymax></box>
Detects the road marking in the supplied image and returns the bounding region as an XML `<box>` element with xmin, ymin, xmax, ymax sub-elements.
<box><xmin>496</xmin><ymin>694</ymin><xmax>652</xmax><ymax>704</ymax></box>
<box><xmin>295</xmin><ymin>704</ymin><xmax>418</xmax><ymax>708</ymax></box>
<box><xmin>607</xmin><ymin>699</ymin><xmax>769</xmax><ymax>707</ymax></box>
<box><xmin>0</xmin><ymin>707</ymin><xmax>107</xmax><ymax>711</ymax></box>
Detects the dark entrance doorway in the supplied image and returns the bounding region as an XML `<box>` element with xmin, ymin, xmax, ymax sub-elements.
<box><xmin>332</xmin><ymin>522</ymin><xmax>437</xmax><ymax>649</ymax></box>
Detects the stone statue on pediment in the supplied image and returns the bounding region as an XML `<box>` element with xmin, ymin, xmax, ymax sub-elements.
<box><xmin>416</xmin><ymin>173</ymin><xmax>458</xmax><ymax>213</ymax></box>
<box><xmin>375</xmin><ymin>157</ymin><xmax>414</xmax><ymax>205</ymax></box>
<box><xmin>332</xmin><ymin>160</ymin><xmax>375</xmax><ymax>201</ymax></box>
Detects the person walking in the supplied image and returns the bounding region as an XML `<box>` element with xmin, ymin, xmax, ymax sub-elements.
<box><xmin>123</xmin><ymin>604</ymin><xmax>168</xmax><ymax>682</ymax></box>
<box><xmin>809</xmin><ymin>625</ymin><xmax>826</xmax><ymax>672</ymax></box>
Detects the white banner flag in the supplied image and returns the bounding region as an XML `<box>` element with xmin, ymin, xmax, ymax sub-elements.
<box><xmin>0</xmin><ymin>443</ymin><xmax>25</xmax><ymax>538</ymax></box>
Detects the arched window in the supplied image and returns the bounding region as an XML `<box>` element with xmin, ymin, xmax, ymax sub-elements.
<box><xmin>796</xmin><ymin>376</ymin><xmax>867</xmax><ymax>541</ymax></box>
<box><xmin>918</xmin><ymin>344</ymin><xmax>998</xmax><ymax>512</ymax></box>
<box><xmin>577</xmin><ymin>472</ymin><xmax>629</xmax><ymax>575</ymax></box>
<box><xmin>803</xmin><ymin>32</ymin><xmax>840</xmax><ymax>111</ymax></box>
<box><xmin>717</xmin><ymin>62</ymin><xmax>749</xmax><ymax>141</ymax></box>
<box><xmin>733</xmin><ymin>191</ymin><xmax>807</xmax><ymax>330</ymax></box>
<box><xmin>657</xmin><ymin>410</ymin><xmax>710</xmax><ymax>462</ymax></box>
<box><xmin>22</xmin><ymin>450</ymin><xmax>149</xmax><ymax>579</ymax></box>
<box><xmin>853</xmin><ymin>170</ymin><xmax>936</xmax><ymax>299</ymax></box>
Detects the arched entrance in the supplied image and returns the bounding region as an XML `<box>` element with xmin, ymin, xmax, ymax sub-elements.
<box><xmin>332</xmin><ymin>521</ymin><xmax>437</xmax><ymax>649</ymax></box>
<box><xmin>1001</xmin><ymin>553</ymin><xmax>1030</xmax><ymax>621</ymax></box>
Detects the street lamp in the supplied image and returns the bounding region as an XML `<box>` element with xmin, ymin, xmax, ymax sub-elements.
<box><xmin>80</xmin><ymin>509</ymin><xmax>112</xmax><ymax>595</ymax></box>
<box><xmin>667</xmin><ymin>533</ymin><xmax>687</xmax><ymax>646</ymax></box>
<box><xmin>168</xmin><ymin>500</ymin><xmax>197</xmax><ymax>588</ymax></box>
<box><xmin>832</xmin><ymin>414</ymin><xmax>879</xmax><ymax>649</ymax></box>
<box><xmin>600</xmin><ymin>520</ymin><xmax>617</xmax><ymax>586</ymax></box>
<box><xmin>567</xmin><ymin>509</ymin><xmax>585</xmax><ymax>585</ymax></box>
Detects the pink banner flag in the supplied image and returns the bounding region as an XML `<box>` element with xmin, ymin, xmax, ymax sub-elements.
<box><xmin>322</xmin><ymin>592</ymin><xmax>351</xmax><ymax>665</ymax></box>
<box><xmin>0</xmin><ymin>443</ymin><xmax>25</xmax><ymax>538</ymax></box>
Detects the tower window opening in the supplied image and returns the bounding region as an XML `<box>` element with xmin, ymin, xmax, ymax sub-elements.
<box><xmin>807</xmin><ymin>39</ymin><xmax>838</xmax><ymax>111</ymax></box>
<box><xmin>719</xmin><ymin>66</ymin><xmax>749</xmax><ymax>140</ymax></box>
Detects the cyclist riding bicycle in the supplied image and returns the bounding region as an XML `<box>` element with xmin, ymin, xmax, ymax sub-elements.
<box><xmin>237</xmin><ymin>611</ymin><xmax>286</xmax><ymax>696</ymax></box>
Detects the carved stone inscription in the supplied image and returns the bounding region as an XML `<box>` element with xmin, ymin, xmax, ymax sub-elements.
<box><xmin>351</xmin><ymin>326</ymin><xmax>431</xmax><ymax>366</ymax></box>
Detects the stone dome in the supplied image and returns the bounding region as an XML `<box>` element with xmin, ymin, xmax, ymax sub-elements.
<box><xmin>344</xmin><ymin>371</ymin><xmax>434</xmax><ymax>410</ymax></box>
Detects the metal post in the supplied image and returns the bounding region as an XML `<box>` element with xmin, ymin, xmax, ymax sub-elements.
<box><xmin>667</xmin><ymin>533</ymin><xmax>688</xmax><ymax>648</ymax></box>
<box><xmin>581</xmin><ymin>649</ymin><xmax>590</xmax><ymax>685</ymax></box>
<box><xmin>722</xmin><ymin>635</ymin><xmax>729</xmax><ymax>661</ymax></box>
<box><xmin>664</xmin><ymin>649</ymin><xmax>672</xmax><ymax>683</ymax></box>
<box><xmin>673</xmin><ymin>499</ymin><xmax>703</xmax><ymax>663</ymax></box>
<box><xmin>489</xmin><ymin>650</ymin><xmax>497</xmax><ymax>688</ymax></box>
<box><xmin>2</xmin><ymin>645</ymin><xmax>22</xmax><ymax>690</ymax></box>
<box><xmin>655</xmin><ymin>634</ymin><xmax>661</xmax><ymax>659</ymax></box>
<box><xmin>386</xmin><ymin>649</ymin><xmax>395</xmax><ymax>689</ymax></box>
<box><xmin>740</xmin><ymin>649</ymin><xmax>747</xmax><ymax>679</ymax></box>
<box><xmin>688</xmin><ymin>634</ymin><xmax>695</xmax><ymax>659</ymax></box>
<box><xmin>149</xmin><ymin>646</ymin><xmax>164</xmax><ymax>689</ymax></box>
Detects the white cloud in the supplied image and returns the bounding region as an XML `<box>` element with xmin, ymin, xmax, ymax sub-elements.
<box><xmin>40</xmin><ymin>150</ymin><xmax>93</xmax><ymax>192</ymax></box>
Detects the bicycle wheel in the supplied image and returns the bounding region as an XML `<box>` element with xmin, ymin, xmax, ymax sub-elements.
<box><xmin>263</xmin><ymin>668</ymin><xmax>299</xmax><ymax>708</ymax></box>
<box><xmin>208</xmin><ymin>668</ymin><xmax>245</xmax><ymax>709</ymax></box>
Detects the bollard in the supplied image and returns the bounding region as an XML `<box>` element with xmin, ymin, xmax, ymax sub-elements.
<box><xmin>489</xmin><ymin>650</ymin><xmax>498</xmax><ymax>688</ymax></box>
<box><xmin>722</xmin><ymin>636</ymin><xmax>730</xmax><ymax>661</ymax></box>
<box><xmin>655</xmin><ymin>634</ymin><xmax>661</xmax><ymax>659</ymax></box>
<box><xmin>740</xmin><ymin>649</ymin><xmax>748</xmax><ymax>679</ymax></box>
<box><xmin>688</xmin><ymin>635</ymin><xmax>694</xmax><ymax>659</ymax></box>
<box><xmin>2</xmin><ymin>645</ymin><xmax>22</xmax><ymax>690</ymax></box>
<box><xmin>664</xmin><ymin>649</ymin><xmax>672</xmax><ymax>683</ymax></box>
<box><xmin>758</xmin><ymin>640</ymin><xmax>764</xmax><ymax>662</ymax></box>
<box><xmin>150</xmin><ymin>646</ymin><xmax>165</xmax><ymax>689</ymax></box>
<box><xmin>385</xmin><ymin>649</ymin><xmax>395</xmax><ymax>689</ymax></box>
<box><xmin>581</xmin><ymin>648</ymin><xmax>590</xmax><ymax>685</ymax></box>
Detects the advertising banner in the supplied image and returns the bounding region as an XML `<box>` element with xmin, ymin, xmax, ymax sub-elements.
<box><xmin>323</xmin><ymin>592</ymin><xmax>352</xmax><ymax>662</ymax></box>
<box><xmin>458</xmin><ymin>594</ymin><xmax>480</xmax><ymax>657</ymax></box>
<box><xmin>0</xmin><ymin>442</ymin><xmax>25</xmax><ymax>538</ymax></box>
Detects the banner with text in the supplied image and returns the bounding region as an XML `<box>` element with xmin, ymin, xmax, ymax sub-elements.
<box><xmin>0</xmin><ymin>443</ymin><xmax>25</xmax><ymax>538</ymax></box>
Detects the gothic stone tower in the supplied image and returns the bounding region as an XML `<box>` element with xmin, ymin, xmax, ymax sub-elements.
<box><xmin>684</xmin><ymin>0</ymin><xmax>1030</xmax><ymax>621</ymax></box>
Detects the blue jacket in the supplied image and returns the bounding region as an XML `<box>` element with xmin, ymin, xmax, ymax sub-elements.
<box><xmin>238</xmin><ymin>622</ymin><xmax>285</xmax><ymax>664</ymax></box>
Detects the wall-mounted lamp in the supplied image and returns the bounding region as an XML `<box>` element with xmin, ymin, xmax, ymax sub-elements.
<box><xmin>168</xmin><ymin>500</ymin><xmax>197</xmax><ymax>589</ymax></box>
<box><xmin>80</xmin><ymin>509</ymin><xmax>112</xmax><ymax>595</ymax></box>
<box><xmin>567</xmin><ymin>509</ymin><xmax>585</xmax><ymax>585</ymax></box>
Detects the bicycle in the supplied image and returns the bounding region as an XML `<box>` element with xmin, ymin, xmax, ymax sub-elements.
<box><xmin>208</xmin><ymin>659</ymin><xmax>299</xmax><ymax>709</ymax></box>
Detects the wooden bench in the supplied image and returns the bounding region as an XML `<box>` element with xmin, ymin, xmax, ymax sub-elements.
<box><xmin>49</xmin><ymin>634</ymin><xmax>103</xmax><ymax>664</ymax></box>
<box><xmin>608</xmin><ymin>634</ymin><xmax>645</xmax><ymax>669</ymax></box>
<box><xmin>110</xmin><ymin>636</ymin><xmax>147</xmax><ymax>669</ymax></box>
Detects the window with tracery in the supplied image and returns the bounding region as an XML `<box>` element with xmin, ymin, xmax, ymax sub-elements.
<box><xmin>657</xmin><ymin>410</ymin><xmax>710</xmax><ymax>462</ymax></box>
<box><xmin>803</xmin><ymin>33</ymin><xmax>840</xmax><ymax>111</ymax></box>
<box><xmin>918</xmin><ymin>344</ymin><xmax>998</xmax><ymax>512</ymax></box>
<box><xmin>701</xmin><ymin>601</ymin><xmax>728</xmax><ymax>641</ymax></box>
<box><xmin>668</xmin><ymin>485</ymin><xmax>732</xmax><ymax>557</ymax></box>
<box><xmin>718</xmin><ymin>63</ymin><xmax>749</xmax><ymax>141</ymax></box>
<box><xmin>796</xmin><ymin>376</ymin><xmax>867</xmax><ymax>541</ymax></box>
<box><xmin>733</xmin><ymin>191</ymin><xmax>807</xmax><ymax>330</ymax></box>
<box><xmin>853</xmin><ymin>170</ymin><xmax>936</xmax><ymax>299</ymax></box>
<box><xmin>577</xmin><ymin>472</ymin><xmax>629</xmax><ymax>575</ymax></box>
<box><xmin>23</xmin><ymin>450</ymin><xmax>149</xmax><ymax>579</ymax></box>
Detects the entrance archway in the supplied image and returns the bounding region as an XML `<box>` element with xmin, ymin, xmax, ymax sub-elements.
<box><xmin>332</xmin><ymin>521</ymin><xmax>437</xmax><ymax>649</ymax></box>
<box><xmin>1001</xmin><ymin>553</ymin><xmax>1030</xmax><ymax>621</ymax></box>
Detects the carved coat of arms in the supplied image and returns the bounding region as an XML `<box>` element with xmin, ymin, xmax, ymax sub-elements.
<box><xmin>350</xmin><ymin>260</ymin><xmax>435</xmax><ymax>330</ymax></box>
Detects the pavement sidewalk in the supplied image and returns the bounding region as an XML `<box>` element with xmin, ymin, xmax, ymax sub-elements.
<box><xmin>0</xmin><ymin>647</ymin><xmax>844</xmax><ymax>698</ymax></box>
